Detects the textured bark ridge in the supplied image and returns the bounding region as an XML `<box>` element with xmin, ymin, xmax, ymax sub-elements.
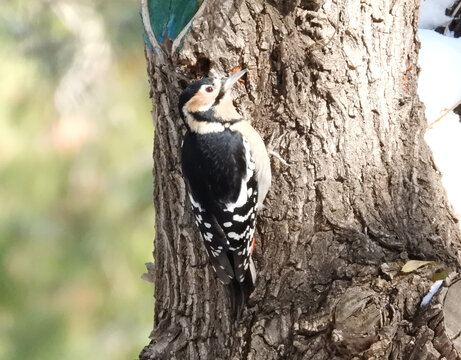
<box><xmin>141</xmin><ymin>0</ymin><xmax>461</xmax><ymax>359</ymax></box>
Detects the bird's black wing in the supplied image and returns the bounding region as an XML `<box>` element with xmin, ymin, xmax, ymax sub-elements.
<box><xmin>188</xmin><ymin>193</ymin><xmax>235</xmax><ymax>284</ymax></box>
<box><xmin>182</xmin><ymin>131</ymin><xmax>258</xmax><ymax>312</ymax></box>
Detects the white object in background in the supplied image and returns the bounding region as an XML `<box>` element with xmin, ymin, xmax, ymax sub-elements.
<box><xmin>418</xmin><ymin>29</ymin><xmax>461</xmax><ymax>218</ymax></box>
<box><xmin>419</xmin><ymin>0</ymin><xmax>456</xmax><ymax>30</ymax></box>
<box><xmin>420</xmin><ymin>280</ymin><xmax>444</xmax><ymax>307</ymax></box>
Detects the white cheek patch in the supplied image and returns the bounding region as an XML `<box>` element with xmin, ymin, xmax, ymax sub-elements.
<box><xmin>187</xmin><ymin>116</ymin><xmax>226</xmax><ymax>134</ymax></box>
<box><xmin>195</xmin><ymin>102</ymin><xmax>213</xmax><ymax>112</ymax></box>
<box><xmin>193</xmin><ymin>81</ymin><xmax>222</xmax><ymax>111</ymax></box>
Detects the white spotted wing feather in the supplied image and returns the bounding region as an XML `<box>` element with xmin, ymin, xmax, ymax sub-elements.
<box><xmin>189</xmin><ymin>137</ymin><xmax>259</xmax><ymax>286</ymax></box>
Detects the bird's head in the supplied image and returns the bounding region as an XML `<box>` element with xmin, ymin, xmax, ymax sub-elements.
<box><xmin>178</xmin><ymin>69</ymin><xmax>247</xmax><ymax>129</ymax></box>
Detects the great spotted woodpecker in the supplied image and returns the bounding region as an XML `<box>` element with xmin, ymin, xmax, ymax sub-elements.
<box><xmin>178</xmin><ymin>69</ymin><xmax>271</xmax><ymax>317</ymax></box>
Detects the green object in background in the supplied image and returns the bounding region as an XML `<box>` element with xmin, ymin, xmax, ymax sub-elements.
<box><xmin>146</xmin><ymin>0</ymin><xmax>198</xmax><ymax>43</ymax></box>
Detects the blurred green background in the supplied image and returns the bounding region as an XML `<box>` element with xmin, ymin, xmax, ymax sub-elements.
<box><xmin>0</xmin><ymin>1</ymin><xmax>154</xmax><ymax>359</ymax></box>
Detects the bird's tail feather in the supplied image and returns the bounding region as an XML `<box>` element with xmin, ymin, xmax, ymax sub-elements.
<box><xmin>229</xmin><ymin>258</ymin><xmax>256</xmax><ymax>319</ymax></box>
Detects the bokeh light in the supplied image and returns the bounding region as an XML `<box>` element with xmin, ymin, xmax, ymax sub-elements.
<box><xmin>0</xmin><ymin>1</ymin><xmax>154</xmax><ymax>359</ymax></box>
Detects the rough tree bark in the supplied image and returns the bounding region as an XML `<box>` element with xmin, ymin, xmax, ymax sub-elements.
<box><xmin>140</xmin><ymin>0</ymin><xmax>461</xmax><ymax>359</ymax></box>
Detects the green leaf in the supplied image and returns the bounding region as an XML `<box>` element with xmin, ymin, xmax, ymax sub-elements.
<box><xmin>432</xmin><ymin>270</ymin><xmax>448</xmax><ymax>281</ymax></box>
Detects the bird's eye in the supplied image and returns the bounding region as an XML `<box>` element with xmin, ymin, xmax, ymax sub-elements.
<box><xmin>205</xmin><ymin>86</ymin><xmax>214</xmax><ymax>93</ymax></box>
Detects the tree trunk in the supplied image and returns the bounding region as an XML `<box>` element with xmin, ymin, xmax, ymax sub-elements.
<box><xmin>140</xmin><ymin>0</ymin><xmax>461</xmax><ymax>359</ymax></box>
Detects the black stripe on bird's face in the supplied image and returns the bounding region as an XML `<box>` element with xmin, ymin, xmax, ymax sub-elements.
<box><xmin>213</xmin><ymin>79</ymin><xmax>227</xmax><ymax>105</ymax></box>
<box><xmin>188</xmin><ymin>108</ymin><xmax>215</xmax><ymax>123</ymax></box>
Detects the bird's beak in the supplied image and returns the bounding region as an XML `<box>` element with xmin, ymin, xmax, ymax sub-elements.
<box><xmin>223</xmin><ymin>69</ymin><xmax>247</xmax><ymax>92</ymax></box>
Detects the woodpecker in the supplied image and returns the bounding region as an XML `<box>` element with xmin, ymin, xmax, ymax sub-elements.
<box><xmin>178</xmin><ymin>69</ymin><xmax>271</xmax><ymax>317</ymax></box>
